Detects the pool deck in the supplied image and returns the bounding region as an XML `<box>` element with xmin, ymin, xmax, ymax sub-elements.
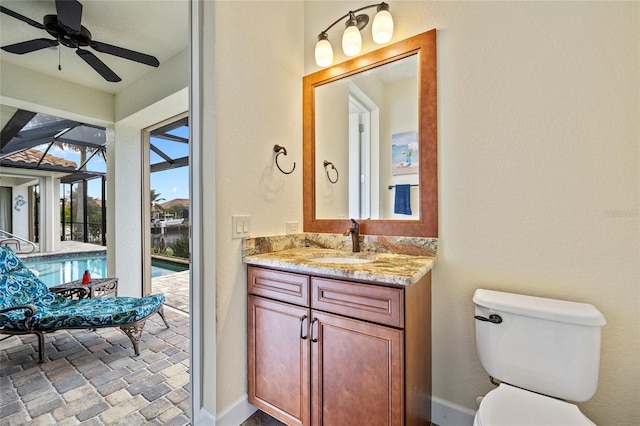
<box><xmin>0</xmin><ymin>306</ymin><xmax>191</xmax><ymax>425</ymax></box>
<box><xmin>19</xmin><ymin>241</ymin><xmax>107</xmax><ymax>258</ymax></box>
<box><xmin>152</xmin><ymin>271</ymin><xmax>189</xmax><ymax>314</ymax></box>
<box><xmin>3</xmin><ymin>242</ymin><xmax>192</xmax><ymax>425</ymax></box>
<box><xmin>18</xmin><ymin>241</ymin><xmax>189</xmax><ymax>314</ymax></box>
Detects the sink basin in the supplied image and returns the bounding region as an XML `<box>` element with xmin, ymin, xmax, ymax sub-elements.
<box><xmin>308</xmin><ymin>256</ymin><xmax>375</xmax><ymax>265</ymax></box>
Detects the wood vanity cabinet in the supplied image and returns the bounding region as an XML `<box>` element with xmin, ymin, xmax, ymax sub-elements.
<box><xmin>247</xmin><ymin>265</ymin><xmax>432</xmax><ymax>426</ymax></box>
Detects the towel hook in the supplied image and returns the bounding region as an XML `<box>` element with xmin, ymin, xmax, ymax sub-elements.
<box><xmin>274</xmin><ymin>144</ymin><xmax>295</xmax><ymax>174</ymax></box>
<box><xmin>323</xmin><ymin>160</ymin><xmax>339</xmax><ymax>184</ymax></box>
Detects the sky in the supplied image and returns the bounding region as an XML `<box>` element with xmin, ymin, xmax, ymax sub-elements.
<box><xmin>83</xmin><ymin>163</ymin><xmax>189</xmax><ymax>201</ymax></box>
<box><xmin>81</xmin><ymin>127</ymin><xmax>190</xmax><ymax>201</ymax></box>
<box><xmin>151</xmin><ymin>166</ymin><xmax>189</xmax><ymax>201</ymax></box>
<box><xmin>149</xmin><ymin>127</ymin><xmax>190</xmax><ymax>202</ymax></box>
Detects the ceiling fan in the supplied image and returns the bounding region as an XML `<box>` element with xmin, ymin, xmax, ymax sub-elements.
<box><xmin>0</xmin><ymin>0</ymin><xmax>159</xmax><ymax>82</ymax></box>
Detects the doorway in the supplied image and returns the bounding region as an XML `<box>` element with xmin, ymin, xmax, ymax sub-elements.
<box><xmin>142</xmin><ymin>112</ymin><xmax>190</xmax><ymax>315</ymax></box>
<box><xmin>348</xmin><ymin>84</ymin><xmax>381</xmax><ymax>220</ymax></box>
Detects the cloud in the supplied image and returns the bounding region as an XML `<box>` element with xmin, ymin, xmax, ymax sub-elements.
<box><xmin>173</xmin><ymin>186</ymin><xmax>178</xmax><ymax>193</ymax></box>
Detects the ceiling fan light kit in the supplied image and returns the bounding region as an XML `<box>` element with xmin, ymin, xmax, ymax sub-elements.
<box><xmin>0</xmin><ymin>0</ymin><xmax>159</xmax><ymax>82</ymax></box>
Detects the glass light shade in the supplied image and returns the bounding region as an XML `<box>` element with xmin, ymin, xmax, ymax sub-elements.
<box><xmin>342</xmin><ymin>25</ymin><xmax>362</xmax><ymax>57</ymax></box>
<box><xmin>315</xmin><ymin>38</ymin><xmax>334</xmax><ymax>67</ymax></box>
<box><xmin>372</xmin><ymin>9</ymin><xmax>394</xmax><ymax>44</ymax></box>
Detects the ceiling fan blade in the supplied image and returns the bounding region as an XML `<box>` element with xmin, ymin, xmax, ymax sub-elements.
<box><xmin>76</xmin><ymin>49</ymin><xmax>121</xmax><ymax>82</ymax></box>
<box><xmin>90</xmin><ymin>41</ymin><xmax>159</xmax><ymax>67</ymax></box>
<box><xmin>2</xmin><ymin>38</ymin><xmax>59</xmax><ymax>54</ymax></box>
<box><xmin>55</xmin><ymin>0</ymin><xmax>83</xmax><ymax>34</ymax></box>
<box><xmin>0</xmin><ymin>6</ymin><xmax>46</xmax><ymax>30</ymax></box>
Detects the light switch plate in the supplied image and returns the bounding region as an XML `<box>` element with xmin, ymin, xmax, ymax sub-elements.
<box><xmin>232</xmin><ymin>215</ymin><xmax>250</xmax><ymax>239</ymax></box>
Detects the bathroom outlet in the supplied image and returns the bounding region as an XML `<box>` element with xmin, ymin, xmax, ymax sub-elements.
<box><xmin>286</xmin><ymin>221</ymin><xmax>298</xmax><ymax>234</ymax></box>
<box><xmin>232</xmin><ymin>215</ymin><xmax>250</xmax><ymax>239</ymax></box>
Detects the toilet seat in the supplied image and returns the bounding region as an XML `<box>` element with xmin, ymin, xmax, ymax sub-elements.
<box><xmin>474</xmin><ymin>383</ymin><xmax>595</xmax><ymax>426</ymax></box>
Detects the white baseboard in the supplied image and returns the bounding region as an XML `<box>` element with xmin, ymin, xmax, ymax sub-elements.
<box><xmin>194</xmin><ymin>407</ymin><xmax>216</xmax><ymax>426</ymax></box>
<box><xmin>432</xmin><ymin>396</ymin><xmax>476</xmax><ymax>426</ymax></box>
<box><xmin>207</xmin><ymin>394</ymin><xmax>472</xmax><ymax>426</ymax></box>
<box><xmin>215</xmin><ymin>394</ymin><xmax>257</xmax><ymax>426</ymax></box>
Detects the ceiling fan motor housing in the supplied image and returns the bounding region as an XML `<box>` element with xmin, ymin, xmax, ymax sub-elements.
<box><xmin>43</xmin><ymin>14</ymin><xmax>91</xmax><ymax>48</ymax></box>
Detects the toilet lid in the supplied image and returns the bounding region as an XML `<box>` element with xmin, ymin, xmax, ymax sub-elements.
<box><xmin>475</xmin><ymin>384</ymin><xmax>595</xmax><ymax>426</ymax></box>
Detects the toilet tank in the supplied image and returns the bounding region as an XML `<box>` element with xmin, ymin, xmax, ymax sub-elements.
<box><xmin>473</xmin><ymin>289</ymin><xmax>606</xmax><ymax>402</ymax></box>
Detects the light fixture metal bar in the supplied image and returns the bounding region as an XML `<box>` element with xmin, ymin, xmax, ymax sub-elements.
<box><xmin>318</xmin><ymin>2</ymin><xmax>382</xmax><ymax>35</ymax></box>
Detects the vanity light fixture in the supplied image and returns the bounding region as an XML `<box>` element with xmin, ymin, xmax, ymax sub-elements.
<box><xmin>314</xmin><ymin>2</ymin><xmax>394</xmax><ymax>67</ymax></box>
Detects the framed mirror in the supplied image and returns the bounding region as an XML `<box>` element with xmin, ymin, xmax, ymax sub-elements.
<box><xmin>303</xmin><ymin>29</ymin><xmax>437</xmax><ymax>237</ymax></box>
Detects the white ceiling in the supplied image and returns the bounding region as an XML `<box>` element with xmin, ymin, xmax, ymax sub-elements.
<box><xmin>0</xmin><ymin>0</ymin><xmax>189</xmax><ymax>95</ymax></box>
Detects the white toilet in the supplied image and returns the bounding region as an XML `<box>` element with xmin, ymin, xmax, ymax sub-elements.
<box><xmin>472</xmin><ymin>289</ymin><xmax>606</xmax><ymax>426</ymax></box>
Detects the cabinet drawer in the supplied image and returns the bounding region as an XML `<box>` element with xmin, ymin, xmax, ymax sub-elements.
<box><xmin>311</xmin><ymin>278</ymin><xmax>404</xmax><ymax>328</ymax></box>
<box><xmin>248</xmin><ymin>266</ymin><xmax>309</xmax><ymax>306</ymax></box>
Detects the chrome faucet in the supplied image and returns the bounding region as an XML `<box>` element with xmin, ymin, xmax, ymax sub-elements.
<box><xmin>343</xmin><ymin>219</ymin><xmax>360</xmax><ymax>252</ymax></box>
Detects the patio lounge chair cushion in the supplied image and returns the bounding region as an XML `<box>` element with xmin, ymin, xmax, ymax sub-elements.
<box><xmin>1</xmin><ymin>293</ymin><xmax>166</xmax><ymax>331</ymax></box>
<box><xmin>0</xmin><ymin>245</ymin><xmax>23</xmax><ymax>274</ymax></box>
<box><xmin>0</xmin><ymin>248</ymin><xmax>50</xmax><ymax>309</ymax></box>
<box><xmin>1</xmin><ymin>246</ymin><xmax>169</xmax><ymax>363</ymax></box>
<box><xmin>0</xmin><ymin>246</ymin><xmax>165</xmax><ymax>331</ymax></box>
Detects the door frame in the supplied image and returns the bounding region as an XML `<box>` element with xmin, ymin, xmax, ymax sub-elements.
<box><xmin>142</xmin><ymin>111</ymin><xmax>189</xmax><ymax>296</ymax></box>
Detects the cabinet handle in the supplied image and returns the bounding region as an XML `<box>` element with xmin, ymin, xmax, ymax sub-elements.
<box><xmin>299</xmin><ymin>314</ymin><xmax>308</xmax><ymax>340</ymax></box>
<box><xmin>310</xmin><ymin>317</ymin><xmax>318</xmax><ymax>343</ymax></box>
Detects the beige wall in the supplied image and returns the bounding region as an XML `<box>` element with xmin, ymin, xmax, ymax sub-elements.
<box><xmin>303</xmin><ymin>1</ymin><xmax>639</xmax><ymax>424</ymax></box>
<box><xmin>2</xmin><ymin>1</ymin><xmax>636</xmax><ymax>423</ymax></box>
<box><xmin>203</xmin><ymin>0</ymin><xmax>305</xmax><ymax>415</ymax></box>
<box><xmin>315</xmin><ymin>80</ymin><xmax>350</xmax><ymax>218</ymax></box>
<box><xmin>202</xmin><ymin>0</ymin><xmax>639</xmax><ymax>423</ymax></box>
<box><xmin>383</xmin><ymin>76</ymin><xmax>419</xmax><ymax>219</ymax></box>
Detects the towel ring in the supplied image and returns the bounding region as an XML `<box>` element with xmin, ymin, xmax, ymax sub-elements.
<box><xmin>274</xmin><ymin>144</ymin><xmax>295</xmax><ymax>174</ymax></box>
<box><xmin>323</xmin><ymin>160</ymin><xmax>339</xmax><ymax>184</ymax></box>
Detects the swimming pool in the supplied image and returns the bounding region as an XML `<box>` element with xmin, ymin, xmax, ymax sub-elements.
<box><xmin>22</xmin><ymin>252</ymin><xmax>189</xmax><ymax>288</ymax></box>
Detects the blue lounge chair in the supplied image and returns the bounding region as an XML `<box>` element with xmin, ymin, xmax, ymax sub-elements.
<box><xmin>0</xmin><ymin>246</ymin><xmax>169</xmax><ymax>362</ymax></box>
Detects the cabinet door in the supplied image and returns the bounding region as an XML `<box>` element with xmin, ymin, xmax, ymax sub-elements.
<box><xmin>310</xmin><ymin>311</ymin><xmax>404</xmax><ymax>426</ymax></box>
<box><xmin>248</xmin><ymin>296</ymin><xmax>311</xmax><ymax>426</ymax></box>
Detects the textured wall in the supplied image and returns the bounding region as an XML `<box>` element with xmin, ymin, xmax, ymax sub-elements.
<box><xmin>303</xmin><ymin>1</ymin><xmax>639</xmax><ymax>424</ymax></box>
<box><xmin>204</xmin><ymin>0</ymin><xmax>305</xmax><ymax>415</ymax></box>
<box><xmin>201</xmin><ymin>1</ymin><xmax>639</xmax><ymax>423</ymax></box>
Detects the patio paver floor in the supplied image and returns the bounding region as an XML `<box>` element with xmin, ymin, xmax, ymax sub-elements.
<box><xmin>0</xmin><ymin>306</ymin><xmax>190</xmax><ymax>425</ymax></box>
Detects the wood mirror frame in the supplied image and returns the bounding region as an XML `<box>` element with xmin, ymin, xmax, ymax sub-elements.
<box><xmin>303</xmin><ymin>29</ymin><xmax>437</xmax><ymax>237</ymax></box>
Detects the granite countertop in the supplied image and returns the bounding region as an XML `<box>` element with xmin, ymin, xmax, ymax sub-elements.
<box><xmin>243</xmin><ymin>247</ymin><xmax>435</xmax><ymax>287</ymax></box>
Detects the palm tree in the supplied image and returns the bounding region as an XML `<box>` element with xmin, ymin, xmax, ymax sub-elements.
<box><xmin>150</xmin><ymin>189</ymin><xmax>165</xmax><ymax>220</ymax></box>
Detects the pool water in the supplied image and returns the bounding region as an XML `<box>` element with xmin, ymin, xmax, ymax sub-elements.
<box><xmin>22</xmin><ymin>253</ymin><xmax>189</xmax><ymax>288</ymax></box>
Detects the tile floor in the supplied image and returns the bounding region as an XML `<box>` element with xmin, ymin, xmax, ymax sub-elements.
<box><xmin>152</xmin><ymin>271</ymin><xmax>189</xmax><ymax>314</ymax></box>
<box><xmin>240</xmin><ymin>410</ymin><xmax>286</xmax><ymax>426</ymax></box>
<box><xmin>0</xmin><ymin>307</ymin><xmax>190</xmax><ymax>425</ymax></box>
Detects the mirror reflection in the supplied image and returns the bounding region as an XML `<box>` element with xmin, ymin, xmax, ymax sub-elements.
<box><xmin>315</xmin><ymin>55</ymin><xmax>418</xmax><ymax>220</ymax></box>
<box><xmin>303</xmin><ymin>29</ymin><xmax>437</xmax><ymax>237</ymax></box>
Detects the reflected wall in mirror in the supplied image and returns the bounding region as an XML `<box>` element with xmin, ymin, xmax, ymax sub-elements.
<box><xmin>314</xmin><ymin>55</ymin><xmax>418</xmax><ymax>220</ymax></box>
<box><xmin>303</xmin><ymin>29</ymin><xmax>437</xmax><ymax>237</ymax></box>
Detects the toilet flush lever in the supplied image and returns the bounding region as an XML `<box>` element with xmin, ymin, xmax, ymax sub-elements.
<box><xmin>474</xmin><ymin>314</ymin><xmax>503</xmax><ymax>324</ymax></box>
